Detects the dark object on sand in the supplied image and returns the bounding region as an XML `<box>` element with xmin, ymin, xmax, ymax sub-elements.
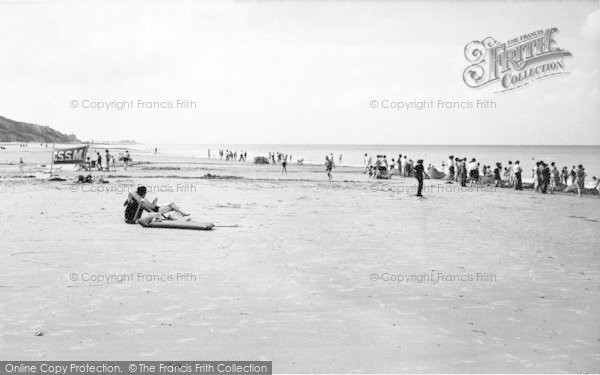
<box><xmin>77</xmin><ymin>174</ymin><xmax>93</xmax><ymax>183</ymax></box>
<box><xmin>426</xmin><ymin>166</ymin><xmax>445</xmax><ymax>179</ymax></box>
<box><xmin>138</xmin><ymin>216</ymin><xmax>214</xmax><ymax>230</ymax></box>
<box><xmin>254</xmin><ymin>156</ymin><xmax>270</xmax><ymax>164</ymax></box>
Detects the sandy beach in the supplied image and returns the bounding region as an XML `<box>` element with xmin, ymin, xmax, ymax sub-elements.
<box><xmin>1</xmin><ymin>0</ymin><xmax>599</xmax><ymax>372</ymax></box>
<box><xmin>1</xmin><ymin>146</ymin><xmax>599</xmax><ymax>373</ymax></box>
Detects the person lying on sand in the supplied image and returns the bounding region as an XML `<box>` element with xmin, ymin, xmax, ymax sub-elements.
<box><xmin>124</xmin><ymin>185</ymin><xmax>190</xmax><ymax>224</ymax></box>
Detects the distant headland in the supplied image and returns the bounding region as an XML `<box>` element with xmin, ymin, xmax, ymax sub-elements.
<box><xmin>0</xmin><ymin>115</ymin><xmax>79</xmax><ymax>143</ymax></box>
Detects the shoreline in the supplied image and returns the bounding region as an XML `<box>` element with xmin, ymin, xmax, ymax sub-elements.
<box><xmin>2</xmin><ymin>150</ymin><xmax>599</xmax><ymax>197</ymax></box>
<box><xmin>3</xmin><ymin>142</ymin><xmax>600</xmax><ymax>176</ymax></box>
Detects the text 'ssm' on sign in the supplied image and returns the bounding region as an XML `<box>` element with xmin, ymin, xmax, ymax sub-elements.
<box><xmin>53</xmin><ymin>145</ymin><xmax>90</xmax><ymax>164</ymax></box>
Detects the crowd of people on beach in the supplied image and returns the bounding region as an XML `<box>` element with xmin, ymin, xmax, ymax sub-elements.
<box><xmin>442</xmin><ymin>156</ymin><xmax>594</xmax><ymax>197</ymax></box>
<box><xmin>14</xmin><ymin>142</ymin><xmax>592</xmax><ymax>199</ymax></box>
<box><xmin>216</xmin><ymin>149</ymin><xmax>248</xmax><ymax>162</ymax></box>
<box><xmin>78</xmin><ymin>149</ymin><xmax>132</xmax><ymax>172</ymax></box>
<box><xmin>360</xmin><ymin>152</ymin><xmax>598</xmax><ymax>198</ymax></box>
<box><xmin>12</xmin><ymin>143</ymin><xmax>49</xmax><ymax>148</ymax></box>
<box><xmin>364</xmin><ymin>153</ymin><xmax>430</xmax><ymax>180</ymax></box>
<box><xmin>268</xmin><ymin>152</ymin><xmax>293</xmax><ymax>164</ymax></box>
<box><xmin>214</xmin><ymin>149</ymin><xmax>598</xmax><ymax>198</ymax></box>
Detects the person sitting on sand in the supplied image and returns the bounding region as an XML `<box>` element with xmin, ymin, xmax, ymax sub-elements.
<box><xmin>124</xmin><ymin>186</ymin><xmax>190</xmax><ymax>224</ymax></box>
<box><xmin>592</xmin><ymin>176</ymin><xmax>600</xmax><ymax>195</ymax></box>
<box><xmin>77</xmin><ymin>174</ymin><xmax>93</xmax><ymax>183</ymax></box>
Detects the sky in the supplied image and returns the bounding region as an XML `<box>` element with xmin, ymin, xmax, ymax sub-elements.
<box><xmin>0</xmin><ymin>0</ymin><xmax>598</xmax><ymax>145</ymax></box>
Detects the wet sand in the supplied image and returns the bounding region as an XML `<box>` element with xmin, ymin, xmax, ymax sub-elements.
<box><xmin>1</xmin><ymin>145</ymin><xmax>599</xmax><ymax>373</ymax></box>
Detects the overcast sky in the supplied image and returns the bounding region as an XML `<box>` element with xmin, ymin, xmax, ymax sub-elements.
<box><xmin>0</xmin><ymin>0</ymin><xmax>598</xmax><ymax>145</ymax></box>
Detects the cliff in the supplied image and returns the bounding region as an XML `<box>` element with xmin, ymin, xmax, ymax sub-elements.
<box><xmin>0</xmin><ymin>115</ymin><xmax>79</xmax><ymax>143</ymax></box>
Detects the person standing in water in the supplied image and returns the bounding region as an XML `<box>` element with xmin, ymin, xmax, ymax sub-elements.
<box><xmin>282</xmin><ymin>156</ymin><xmax>288</xmax><ymax>174</ymax></box>
<box><xmin>414</xmin><ymin>159</ymin><xmax>425</xmax><ymax>197</ymax></box>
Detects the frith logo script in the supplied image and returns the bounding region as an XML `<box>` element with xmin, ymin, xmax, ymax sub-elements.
<box><xmin>463</xmin><ymin>28</ymin><xmax>572</xmax><ymax>92</ymax></box>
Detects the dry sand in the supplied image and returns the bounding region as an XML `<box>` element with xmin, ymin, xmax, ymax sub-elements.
<box><xmin>1</xmin><ymin>146</ymin><xmax>599</xmax><ymax>373</ymax></box>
